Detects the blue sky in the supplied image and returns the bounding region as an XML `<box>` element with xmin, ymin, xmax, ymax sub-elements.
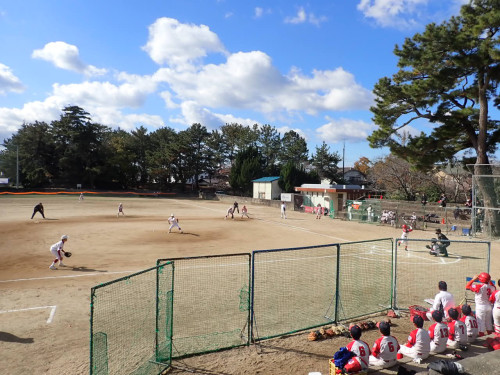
<box><xmin>0</xmin><ymin>0</ymin><xmax>472</xmax><ymax>165</ymax></box>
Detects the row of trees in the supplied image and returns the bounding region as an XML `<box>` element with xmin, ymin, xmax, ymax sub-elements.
<box><xmin>0</xmin><ymin>106</ymin><xmax>344</xmax><ymax>192</ymax></box>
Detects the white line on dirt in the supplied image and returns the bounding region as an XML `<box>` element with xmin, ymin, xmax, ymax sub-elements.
<box><xmin>0</xmin><ymin>305</ymin><xmax>57</xmax><ymax>323</ymax></box>
<box><xmin>0</xmin><ymin>270</ymin><xmax>138</xmax><ymax>283</ymax></box>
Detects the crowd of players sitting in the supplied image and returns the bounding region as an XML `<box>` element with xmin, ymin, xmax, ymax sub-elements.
<box><xmin>334</xmin><ymin>273</ymin><xmax>500</xmax><ymax>373</ymax></box>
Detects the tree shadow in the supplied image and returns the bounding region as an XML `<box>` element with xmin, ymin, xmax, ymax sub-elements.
<box><xmin>0</xmin><ymin>331</ymin><xmax>34</xmax><ymax>344</ymax></box>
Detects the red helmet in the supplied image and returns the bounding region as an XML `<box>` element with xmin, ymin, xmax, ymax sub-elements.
<box><xmin>478</xmin><ymin>272</ymin><xmax>491</xmax><ymax>283</ymax></box>
<box><xmin>402</xmin><ymin>224</ymin><xmax>408</xmax><ymax>230</ymax></box>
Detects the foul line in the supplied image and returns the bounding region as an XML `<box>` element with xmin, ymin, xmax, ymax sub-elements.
<box><xmin>0</xmin><ymin>270</ymin><xmax>138</xmax><ymax>283</ymax></box>
<box><xmin>0</xmin><ymin>305</ymin><xmax>57</xmax><ymax>323</ymax></box>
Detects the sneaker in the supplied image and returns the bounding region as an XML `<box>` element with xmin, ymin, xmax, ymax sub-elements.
<box><xmin>59</xmin><ymin>262</ymin><xmax>65</xmax><ymax>267</ymax></box>
<box><xmin>49</xmin><ymin>265</ymin><xmax>57</xmax><ymax>270</ymax></box>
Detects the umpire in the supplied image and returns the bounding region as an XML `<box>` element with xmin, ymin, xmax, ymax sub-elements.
<box><xmin>31</xmin><ymin>202</ymin><xmax>45</xmax><ymax>219</ymax></box>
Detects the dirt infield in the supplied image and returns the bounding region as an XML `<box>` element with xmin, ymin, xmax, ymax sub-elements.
<box><xmin>0</xmin><ymin>195</ymin><xmax>498</xmax><ymax>375</ymax></box>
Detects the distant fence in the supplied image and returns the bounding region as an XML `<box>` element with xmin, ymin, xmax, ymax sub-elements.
<box><xmin>90</xmin><ymin>238</ymin><xmax>489</xmax><ymax>373</ymax></box>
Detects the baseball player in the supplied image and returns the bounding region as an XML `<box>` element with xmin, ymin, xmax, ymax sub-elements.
<box><xmin>280</xmin><ymin>202</ymin><xmax>287</xmax><ymax>219</ymax></box>
<box><xmin>344</xmin><ymin>325</ymin><xmax>370</xmax><ymax>372</ymax></box>
<box><xmin>117</xmin><ymin>203</ymin><xmax>125</xmax><ymax>217</ymax></box>
<box><xmin>428</xmin><ymin>310</ymin><xmax>449</xmax><ymax>354</ymax></box>
<box><xmin>79</xmin><ymin>193</ymin><xmax>84</xmax><ymax>201</ymax></box>
<box><xmin>460</xmin><ymin>304</ymin><xmax>479</xmax><ymax>343</ymax></box>
<box><xmin>31</xmin><ymin>202</ymin><xmax>45</xmax><ymax>219</ymax></box>
<box><xmin>398</xmin><ymin>224</ymin><xmax>412</xmax><ymax>251</ymax></box>
<box><xmin>368</xmin><ymin>321</ymin><xmax>400</xmax><ymax>368</ymax></box>
<box><xmin>49</xmin><ymin>235</ymin><xmax>68</xmax><ymax>270</ymax></box>
<box><xmin>233</xmin><ymin>201</ymin><xmax>239</xmax><ymax>214</ymax></box>
<box><xmin>315</xmin><ymin>204</ymin><xmax>322</xmax><ymax>219</ymax></box>
<box><xmin>225</xmin><ymin>206</ymin><xmax>234</xmax><ymax>220</ymax></box>
<box><xmin>397</xmin><ymin>315</ymin><xmax>430</xmax><ymax>363</ymax></box>
<box><xmin>426</xmin><ymin>281</ymin><xmax>455</xmax><ymax>320</ymax></box>
<box><xmin>167</xmin><ymin>214</ymin><xmax>183</xmax><ymax>233</ymax></box>
<box><xmin>466</xmin><ymin>272</ymin><xmax>496</xmax><ymax>336</ymax></box>
<box><xmin>489</xmin><ymin>278</ymin><xmax>500</xmax><ymax>337</ymax></box>
<box><xmin>241</xmin><ymin>205</ymin><xmax>250</xmax><ymax>219</ymax></box>
<box><xmin>446</xmin><ymin>307</ymin><xmax>468</xmax><ymax>349</ymax></box>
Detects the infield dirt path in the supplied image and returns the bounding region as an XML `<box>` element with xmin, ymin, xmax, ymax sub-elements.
<box><xmin>0</xmin><ymin>195</ymin><xmax>498</xmax><ymax>375</ymax></box>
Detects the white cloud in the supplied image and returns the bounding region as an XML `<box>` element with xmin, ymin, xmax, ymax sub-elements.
<box><xmin>316</xmin><ymin>118</ymin><xmax>376</xmax><ymax>143</ymax></box>
<box><xmin>357</xmin><ymin>0</ymin><xmax>428</xmax><ymax>28</ymax></box>
<box><xmin>0</xmin><ymin>63</ymin><xmax>25</xmax><ymax>94</ymax></box>
<box><xmin>255</xmin><ymin>7</ymin><xmax>264</xmax><ymax>18</ymax></box>
<box><xmin>154</xmin><ymin>52</ymin><xmax>373</xmax><ymax>117</ymax></box>
<box><xmin>142</xmin><ymin>17</ymin><xmax>227</xmax><ymax>66</ymax></box>
<box><xmin>284</xmin><ymin>6</ymin><xmax>327</xmax><ymax>26</ymax></box>
<box><xmin>32</xmin><ymin>41</ymin><xmax>107</xmax><ymax>76</ymax></box>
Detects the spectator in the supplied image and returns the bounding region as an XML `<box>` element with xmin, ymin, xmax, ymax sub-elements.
<box><xmin>421</xmin><ymin>193</ymin><xmax>428</xmax><ymax>206</ymax></box>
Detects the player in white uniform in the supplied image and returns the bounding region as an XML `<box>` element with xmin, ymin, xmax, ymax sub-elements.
<box><xmin>398</xmin><ymin>315</ymin><xmax>430</xmax><ymax>362</ymax></box>
<box><xmin>49</xmin><ymin>235</ymin><xmax>68</xmax><ymax>270</ymax></box>
<box><xmin>225</xmin><ymin>207</ymin><xmax>234</xmax><ymax>220</ymax></box>
<box><xmin>399</xmin><ymin>224</ymin><xmax>412</xmax><ymax>251</ymax></box>
<box><xmin>241</xmin><ymin>205</ymin><xmax>250</xmax><ymax>219</ymax></box>
<box><xmin>79</xmin><ymin>193</ymin><xmax>84</xmax><ymax>201</ymax></box>
<box><xmin>117</xmin><ymin>203</ymin><xmax>125</xmax><ymax>217</ymax></box>
<box><xmin>489</xmin><ymin>279</ymin><xmax>500</xmax><ymax>337</ymax></box>
<box><xmin>447</xmin><ymin>307</ymin><xmax>468</xmax><ymax>349</ymax></box>
<box><xmin>460</xmin><ymin>304</ymin><xmax>479</xmax><ymax>343</ymax></box>
<box><xmin>280</xmin><ymin>202</ymin><xmax>287</xmax><ymax>219</ymax></box>
<box><xmin>428</xmin><ymin>310</ymin><xmax>449</xmax><ymax>354</ymax></box>
<box><xmin>369</xmin><ymin>321</ymin><xmax>400</xmax><ymax>368</ymax></box>
<box><xmin>344</xmin><ymin>325</ymin><xmax>370</xmax><ymax>372</ymax></box>
<box><xmin>426</xmin><ymin>281</ymin><xmax>455</xmax><ymax>320</ymax></box>
<box><xmin>168</xmin><ymin>214</ymin><xmax>183</xmax><ymax>233</ymax></box>
<box><xmin>315</xmin><ymin>204</ymin><xmax>322</xmax><ymax>219</ymax></box>
<box><xmin>466</xmin><ymin>272</ymin><xmax>496</xmax><ymax>336</ymax></box>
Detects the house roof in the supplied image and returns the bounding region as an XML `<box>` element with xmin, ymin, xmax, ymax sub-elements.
<box><xmin>252</xmin><ymin>176</ymin><xmax>280</xmax><ymax>182</ymax></box>
<box><xmin>295</xmin><ymin>184</ymin><xmax>371</xmax><ymax>193</ymax></box>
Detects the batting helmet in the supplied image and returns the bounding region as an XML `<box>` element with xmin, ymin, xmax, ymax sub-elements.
<box><xmin>402</xmin><ymin>224</ymin><xmax>408</xmax><ymax>230</ymax></box>
<box><xmin>478</xmin><ymin>272</ymin><xmax>491</xmax><ymax>283</ymax></box>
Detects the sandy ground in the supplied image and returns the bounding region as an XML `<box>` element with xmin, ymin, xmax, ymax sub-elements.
<box><xmin>0</xmin><ymin>195</ymin><xmax>498</xmax><ymax>375</ymax></box>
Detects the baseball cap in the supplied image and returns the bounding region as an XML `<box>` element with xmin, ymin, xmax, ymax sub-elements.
<box><xmin>435</xmin><ymin>229</ymin><xmax>441</xmax><ymax>233</ymax></box>
<box><xmin>61</xmin><ymin>235</ymin><xmax>68</xmax><ymax>240</ymax></box>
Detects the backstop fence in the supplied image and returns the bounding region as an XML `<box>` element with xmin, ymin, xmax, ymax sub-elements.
<box><xmin>90</xmin><ymin>261</ymin><xmax>174</xmax><ymax>375</ymax></box>
<box><xmin>90</xmin><ymin>238</ymin><xmax>489</xmax><ymax>374</ymax></box>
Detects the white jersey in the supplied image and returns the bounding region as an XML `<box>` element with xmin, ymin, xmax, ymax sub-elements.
<box><xmin>168</xmin><ymin>216</ymin><xmax>179</xmax><ymax>225</ymax></box>
<box><xmin>346</xmin><ymin>339</ymin><xmax>370</xmax><ymax>369</ymax></box>
<box><xmin>428</xmin><ymin>322</ymin><xmax>448</xmax><ymax>353</ymax></box>
<box><xmin>470</xmin><ymin>283</ymin><xmax>495</xmax><ymax>306</ymax></box>
<box><xmin>461</xmin><ymin>315</ymin><xmax>479</xmax><ymax>342</ymax></box>
<box><xmin>50</xmin><ymin>240</ymin><xmax>65</xmax><ymax>252</ymax></box>
<box><xmin>432</xmin><ymin>290</ymin><xmax>455</xmax><ymax>317</ymax></box>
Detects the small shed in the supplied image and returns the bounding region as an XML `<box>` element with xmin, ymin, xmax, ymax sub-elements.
<box><xmin>252</xmin><ymin>176</ymin><xmax>282</xmax><ymax>200</ymax></box>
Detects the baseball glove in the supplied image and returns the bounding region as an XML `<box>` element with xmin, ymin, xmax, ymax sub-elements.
<box><xmin>64</xmin><ymin>251</ymin><xmax>72</xmax><ymax>258</ymax></box>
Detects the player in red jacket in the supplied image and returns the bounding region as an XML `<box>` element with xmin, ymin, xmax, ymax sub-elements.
<box><xmin>466</xmin><ymin>272</ymin><xmax>496</xmax><ymax>336</ymax></box>
<box><xmin>489</xmin><ymin>278</ymin><xmax>500</xmax><ymax>337</ymax></box>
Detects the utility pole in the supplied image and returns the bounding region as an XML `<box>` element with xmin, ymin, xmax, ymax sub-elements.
<box><xmin>16</xmin><ymin>145</ymin><xmax>19</xmax><ymax>189</ymax></box>
<box><xmin>342</xmin><ymin>140</ymin><xmax>345</xmax><ymax>181</ymax></box>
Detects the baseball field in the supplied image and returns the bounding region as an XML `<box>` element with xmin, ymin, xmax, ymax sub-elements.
<box><xmin>0</xmin><ymin>194</ymin><xmax>498</xmax><ymax>375</ymax></box>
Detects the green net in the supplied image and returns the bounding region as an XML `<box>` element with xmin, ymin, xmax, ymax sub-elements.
<box><xmin>156</xmin><ymin>254</ymin><xmax>251</xmax><ymax>358</ymax></box>
<box><xmin>90</xmin><ymin>261</ymin><xmax>173</xmax><ymax>375</ymax></box>
<box><xmin>394</xmin><ymin>239</ymin><xmax>490</xmax><ymax>310</ymax></box>
<box><xmin>252</xmin><ymin>244</ymin><xmax>338</xmax><ymax>340</ymax></box>
<box><xmin>336</xmin><ymin>239</ymin><xmax>393</xmax><ymax>321</ymax></box>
